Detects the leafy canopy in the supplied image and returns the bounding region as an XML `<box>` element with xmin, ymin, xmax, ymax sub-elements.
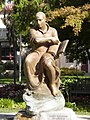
<box><xmin>1</xmin><ymin>0</ymin><xmax>90</xmax><ymax>63</ymax></box>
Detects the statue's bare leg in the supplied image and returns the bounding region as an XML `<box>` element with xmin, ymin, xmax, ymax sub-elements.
<box><xmin>42</xmin><ymin>53</ymin><xmax>59</xmax><ymax>96</ymax></box>
<box><xmin>24</xmin><ymin>52</ymin><xmax>41</xmax><ymax>90</ymax></box>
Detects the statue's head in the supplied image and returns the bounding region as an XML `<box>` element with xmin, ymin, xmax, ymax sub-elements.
<box><xmin>36</xmin><ymin>12</ymin><xmax>46</xmax><ymax>28</ymax></box>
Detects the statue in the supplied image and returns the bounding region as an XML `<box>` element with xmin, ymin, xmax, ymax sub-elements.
<box><xmin>14</xmin><ymin>12</ymin><xmax>77</xmax><ymax>120</ymax></box>
<box><xmin>23</xmin><ymin>11</ymin><xmax>69</xmax><ymax>115</ymax></box>
<box><xmin>24</xmin><ymin>11</ymin><xmax>61</xmax><ymax>97</ymax></box>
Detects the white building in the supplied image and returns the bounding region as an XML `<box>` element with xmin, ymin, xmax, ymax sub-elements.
<box><xmin>60</xmin><ymin>54</ymin><xmax>90</xmax><ymax>75</ymax></box>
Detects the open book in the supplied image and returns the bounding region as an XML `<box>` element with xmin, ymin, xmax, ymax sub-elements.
<box><xmin>48</xmin><ymin>40</ymin><xmax>69</xmax><ymax>56</ymax></box>
<box><xmin>57</xmin><ymin>39</ymin><xmax>69</xmax><ymax>54</ymax></box>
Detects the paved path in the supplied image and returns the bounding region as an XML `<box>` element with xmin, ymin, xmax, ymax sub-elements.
<box><xmin>77</xmin><ymin>115</ymin><xmax>90</xmax><ymax>120</ymax></box>
<box><xmin>0</xmin><ymin>113</ymin><xmax>90</xmax><ymax>120</ymax></box>
<box><xmin>0</xmin><ymin>113</ymin><xmax>16</xmax><ymax>120</ymax></box>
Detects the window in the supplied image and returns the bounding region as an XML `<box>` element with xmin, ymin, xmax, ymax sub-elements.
<box><xmin>1</xmin><ymin>47</ymin><xmax>14</xmax><ymax>60</ymax></box>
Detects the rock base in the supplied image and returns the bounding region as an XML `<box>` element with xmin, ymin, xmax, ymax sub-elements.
<box><xmin>14</xmin><ymin>107</ymin><xmax>77</xmax><ymax>120</ymax></box>
<box><xmin>23</xmin><ymin>83</ymin><xmax>65</xmax><ymax>115</ymax></box>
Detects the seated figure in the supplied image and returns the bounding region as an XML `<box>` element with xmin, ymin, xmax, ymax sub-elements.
<box><xmin>24</xmin><ymin>11</ymin><xmax>63</xmax><ymax>97</ymax></box>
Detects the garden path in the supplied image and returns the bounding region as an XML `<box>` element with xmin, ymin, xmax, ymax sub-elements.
<box><xmin>0</xmin><ymin>113</ymin><xmax>90</xmax><ymax>120</ymax></box>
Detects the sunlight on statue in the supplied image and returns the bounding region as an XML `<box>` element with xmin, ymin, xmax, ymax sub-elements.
<box><xmin>24</xmin><ymin>11</ymin><xmax>61</xmax><ymax>97</ymax></box>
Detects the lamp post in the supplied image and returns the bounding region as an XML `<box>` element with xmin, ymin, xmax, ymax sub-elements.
<box><xmin>19</xmin><ymin>34</ymin><xmax>22</xmax><ymax>83</ymax></box>
<box><xmin>12</xmin><ymin>21</ymin><xmax>16</xmax><ymax>84</ymax></box>
<box><xmin>4</xmin><ymin>0</ymin><xmax>16</xmax><ymax>84</ymax></box>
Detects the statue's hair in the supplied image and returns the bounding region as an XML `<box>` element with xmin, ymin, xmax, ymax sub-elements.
<box><xmin>36</xmin><ymin>12</ymin><xmax>46</xmax><ymax>19</ymax></box>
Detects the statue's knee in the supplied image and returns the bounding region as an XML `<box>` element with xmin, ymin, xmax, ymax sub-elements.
<box><xmin>43</xmin><ymin>60</ymin><xmax>52</xmax><ymax>68</ymax></box>
<box><xmin>24</xmin><ymin>57</ymin><xmax>31</xmax><ymax>65</ymax></box>
<box><xmin>42</xmin><ymin>53</ymin><xmax>54</xmax><ymax>68</ymax></box>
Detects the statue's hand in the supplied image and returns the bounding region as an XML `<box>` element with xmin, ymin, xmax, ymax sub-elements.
<box><xmin>50</xmin><ymin>37</ymin><xmax>59</xmax><ymax>44</ymax></box>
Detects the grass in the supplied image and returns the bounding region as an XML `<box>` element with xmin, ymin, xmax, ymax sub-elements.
<box><xmin>0</xmin><ymin>108</ymin><xmax>23</xmax><ymax>113</ymax></box>
<box><xmin>0</xmin><ymin>106</ymin><xmax>90</xmax><ymax>115</ymax></box>
<box><xmin>76</xmin><ymin>104</ymin><xmax>90</xmax><ymax>115</ymax></box>
<box><xmin>0</xmin><ymin>98</ymin><xmax>26</xmax><ymax>113</ymax></box>
<box><xmin>65</xmin><ymin>102</ymin><xmax>90</xmax><ymax>115</ymax></box>
<box><xmin>76</xmin><ymin>111</ymin><xmax>90</xmax><ymax>115</ymax></box>
<box><xmin>0</xmin><ymin>77</ymin><xmax>26</xmax><ymax>84</ymax></box>
<box><xmin>0</xmin><ymin>78</ymin><xmax>15</xmax><ymax>84</ymax></box>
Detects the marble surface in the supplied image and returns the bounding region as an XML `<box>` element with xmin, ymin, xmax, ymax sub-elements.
<box><xmin>23</xmin><ymin>83</ymin><xmax>65</xmax><ymax>115</ymax></box>
<box><xmin>14</xmin><ymin>107</ymin><xmax>77</xmax><ymax>120</ymax></box>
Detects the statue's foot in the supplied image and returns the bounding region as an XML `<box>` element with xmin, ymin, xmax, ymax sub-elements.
<box><xmin>49</xmin><ymin>84</ymin><xmax>59</xmax><ymax>97</ymax></box>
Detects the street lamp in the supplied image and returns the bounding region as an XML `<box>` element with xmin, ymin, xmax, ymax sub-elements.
<box><xmin>19</xmin><ymin>34</ymin><xmax>22</xmax><ymax>83</ymax></box>
<box><xmin>4</xmin><ymin>1</ymin><xmax>17</xmax><ymax>84</ymax></box>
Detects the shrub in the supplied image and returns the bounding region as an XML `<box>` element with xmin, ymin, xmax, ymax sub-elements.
<box><xmin>0</xmin><ymin>62</ymin><xmax>5</xmax><ymax>76</ymax></box>
<box><xmin>0</xmin><ymin>84</ymin><xmax>26</xmax><ymax>102</ymax></box>
<box><xmin>0</xmin><ymin>98</ymin><xmax>25</xmax><ymax>109</ymax></box>
<box><xmin>4</xmin><ymin>62</ymin><xmax>14</xmax><ymax>70</ymax></box>
<box><xmin>0</xmin><ymin>98</ymin><xmax>15</xmax><ymax>108</ymax></box>
<box><xmin>60</xmin><ymin>76</ymin><xmax>90</xmax><ymax>103</ymax></box>
<box><xmin>0</xmin><ymin>84</ymin><xmax>26</xmax><ymax>109</ymax></box>
<box><xmin>61</xmin><ymin>67</ymin><xmax>85</xmax><ymax>76</ymax></box>
<box><xmin>65</xmin><ymin>102</ymin><xmax>78</xmax><ymax>111</ymax></box>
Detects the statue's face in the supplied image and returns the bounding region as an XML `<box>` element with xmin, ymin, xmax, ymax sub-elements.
<box><xmin>36</xmin><ymin>14</ymin><xmax>46</xmax><ymax>29</ymax></box>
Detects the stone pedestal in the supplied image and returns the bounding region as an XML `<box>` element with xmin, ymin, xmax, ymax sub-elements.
<box><xmin>23</xmin><ymin>83</ymin><xmax>65</xmax><ymax>115</ymax></box>
<box><xmin>14</xmin><ymin>83</ymin><xmax>77</xmax><ymax>120</ymax></box>
<box><xmin>39</xmin><ymin>108</ymin><xmax>77</xmax><ymax>120</ymax></box>
<box><xmin>14</xmin><ymin>107</ymin><xmax>77</xmax><ymax>120</ymax></box>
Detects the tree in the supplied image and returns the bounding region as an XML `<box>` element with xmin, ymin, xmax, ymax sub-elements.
<box><xmin>0</xmin><ymin>0</ymin><xmax>5</xmax><ymax>12</ymax></box>
<box><xmin>47</xmin><ymin>3</ymin><xmax>90</xmax><ymax>63</ymax></box>
<box><xmin>2</xmin><ymin>0</ymin><xmax>90</xmax><ymax>63</ymax></box>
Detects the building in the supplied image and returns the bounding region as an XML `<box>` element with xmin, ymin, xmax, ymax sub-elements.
<box><xmin>60</xmin><ymin>54</ymin><xmax>90</xmax><ymax>75</ymax></box>
<box><xmin>0</xmin><ymin>14</ymin><xmax>14</xmax><ymax>62</ymax></box>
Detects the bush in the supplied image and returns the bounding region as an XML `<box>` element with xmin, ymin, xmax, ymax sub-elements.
<box><xmin>0</xmin><ymin>62</ymin><xmax>5</xmax><ymax>76</ymax></box>
<box><xmin>61</xmin><ymin>67</ymin><xmax>85</xmax><ymax>76</ymax></box>
<box><xmin>0</xmin><ymin>84</ymin><xmax>26</xmax><ymax>102</ymax></box>
<box><xmin>0</xmin><ymin>98</ymin><xmax>25</xmax><ymax>109</ymax></box>
<box><xmin>0</xmin><ymin>98</ymin><xmax>15</xmax><ymax>108</ymax></box>
<box><xmin>65</xmin><ymin>102</ymin><xmax>78</xmax><ymax>111</ymax></box>
<box><xmin>0</xmin><ymin>62</ymin><xmax>15</xmax><ymax>78</ymax></box>
<box><xmin>0</xmin><ymin>84</ymin><xmax>26</xmax><ymax>110</ymax></box>
<box><xmin>61</xmin><ymin>76</ymin><xmax>90</xmax><ymax>104</ymax></box>
<box><xmin>4</xmin><ymin>62</ymin><xmax>14</xmax><ymax>70</ymax></box>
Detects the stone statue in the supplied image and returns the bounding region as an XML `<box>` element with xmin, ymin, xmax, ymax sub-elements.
<box><xmin>24</xmin><ymin>11</ymin><xmax>61</xmax><ymax>97</ymax></box>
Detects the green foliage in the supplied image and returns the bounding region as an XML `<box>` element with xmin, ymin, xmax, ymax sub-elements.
<box><xmin>3</xmin><ymin>0</ymin><xmax>90</xmax><ymax>63</ymax></box>
<box><xmin>0</xmin><ymin>84</ymin><xmax>26</xmax><ymax>102</ymax></box>
<box><xmin>65</xmin><ymin>102</ymin><xmax>78</xmax><ymax>111</ymax></box>
<box><xmin>0</xmin><ymin>98</ymin><xmax>25</xmax><ymax>109</ymax></box>
<box><xmin>0</xmin><ymin>78</ymin><xmax>15</xmax><ymax>84</ymax></box>
<box><xmin>76</xmin><ymin>104</ymin><xmax>90</xmax><ymax>115</ymax></box>
<box><xmin>47</xmin><ymin>5</ymin><xmax>90</xmax><ymax>35</ymax></box>
<box><xmin>60</xmin><ymin>75</ymin><xmax>90</xmax><ymax>102</ymax></box>
<box><xmin>0</xmin><ymin>62</ymin><xmax>15</xmax><ymax>78</ymax></box>
<box><xmin>0</xmin><ymin>98</ymin><xmax>15</xmax><ymax>108</ymax></box>
<box><xmin>61</xmin><ymin>76</ymin><xmax>77</xmax><ymax>85</ymax></box>
<box><xmin>47</xmin><ymin>3</ymin><xmax>90</xmax><ymax>62</ymax></box>
<box><xmin>65</xmin><ymin>101</ymin><xmax>90</xmax><ymax>114</ymax></box>
<box><xmin>61</xmin><ymin>75</ymin><xmax>90</xmax><ymax>88</ymax></box>
<box><xmin>61</xmin><ymin>67</ymin><xmax>85</xmax><ymax>76</ymax></box>
<box><xmin>9</xmin><ymin>0</ymin><xmax>52</xmax><ymax>42</ymax></box>
<box><xmin>0</xmin><ymin>0</ymin><xmax>4</xmax><ymax>11</ymax></box>
<box><xmin>0</xmin><ymin>63</ymin><xmax>5</xmax><ymax>74</ymax></box>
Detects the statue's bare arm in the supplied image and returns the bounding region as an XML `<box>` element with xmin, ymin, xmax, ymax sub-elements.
<box><xmin>30</xmin><ymin>28</ymin><xmax>60</xmax><ymax>45</ymax></box>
